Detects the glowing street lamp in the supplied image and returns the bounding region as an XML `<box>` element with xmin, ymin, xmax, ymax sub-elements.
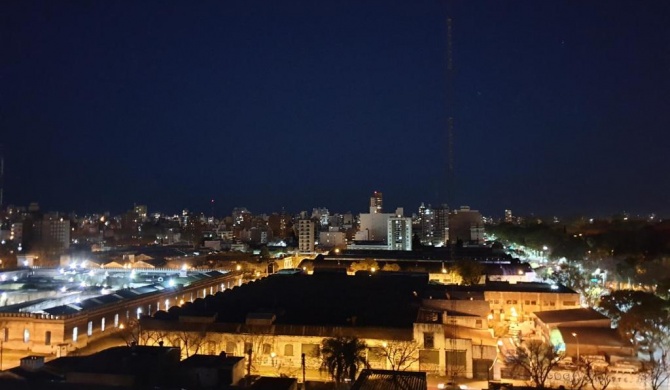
<box><xmin>572</xmin><ymin>332</ymin><xmax>580</xmax><ymax>363</ymax></box>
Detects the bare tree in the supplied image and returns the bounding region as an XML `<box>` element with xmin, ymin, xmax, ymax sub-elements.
<box><xmin>642</xmin><ymin>348</ymin><xmax>670</xmax><ymax>390</ymax></box>
<box><xmin>168</xmin><ymin>328</ymin><xmax>207</xmax><ymax>358</ymax></box>
<box><xmin>563</xmin><ymin>364</ymin><xmax>590</xmax><ymax>390</ymax></box>
<box><xmin>236</xmin><ymin>328</ymin><xmax>276</xmax><ymax>374</ymax></box>
<box><xmin>505</xmin><ymin>339</ymin><xmax>560</xmax><ymax>389</ymax></box>
<box><xmin>584</xmin><ymin>362</ymin><xmax>614</xmax><ymax>390</ymax></box>
<box><xmin>116</xmin><ymin>318</ymin><xmax>142</xmax><ymax>346</ymax></box>
<box><xmin>374</xmin><ymin>341</ymin><xmax>420</xmax><ymax>371</ymax></box>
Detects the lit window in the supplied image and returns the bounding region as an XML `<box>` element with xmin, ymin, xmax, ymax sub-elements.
<box><xmin>101</xmin><ymin>318</ymin><xmax>106</xmax><ymax>332</ymax></box>
<box><xmin>73</xmin><ymin>327</ymin><xmax>78</xmax><ymax>342</ymax></box>
<box><xmin>23</xmin><ymin>329</ymin><xmax>30</xmax><ymax>343</ymax></box>
<box><xmin>88</xmin><ymin>321</ymin><xmax>93</xmax><ymax>336</ymax></box>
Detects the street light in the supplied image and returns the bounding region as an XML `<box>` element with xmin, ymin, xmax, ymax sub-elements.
<box><xmin>572</xmin><ymin>332</ymin><xmax>580</xmax><ymax>363</ymax></box>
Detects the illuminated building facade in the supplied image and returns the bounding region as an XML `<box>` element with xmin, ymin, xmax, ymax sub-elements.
<box><xmin>298</xmin><ymin>219</ymin><xmax>315</xmax><ymax>253</ymax></box>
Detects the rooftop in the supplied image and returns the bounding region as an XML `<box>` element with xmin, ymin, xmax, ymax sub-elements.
<box><xmin>558</xmin><ymin>326</ymin><xmax>632</xmax><ymax>348</ymax></box>
<box><xmin>46</xmin><ymin>345</ymin><xmax>181</xmax><ymax>375</ymax></box>
<box><xmin>351</xmin><ymin>369</ymin><xmax>427</xmax><ymax>390</ymax></box>
<box><xmin>250</xmin><ymin>376</ymin><xmax>298</xmax><ymax>390</ymax></box>
<box><xmin>152</xmin><ymin>273</ymin><xmax>428</xmax><ymax>329</ymax></box>
<box><xmin>534</xmin><ymin>308</ymin><xmax>609</xmax><ymax>324</ymax></box>
<box><xmin>426</xmin><ymin>281</ymin><xmax>577</xmax><ymax>296</ymax></box>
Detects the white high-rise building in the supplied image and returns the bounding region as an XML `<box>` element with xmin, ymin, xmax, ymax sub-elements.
<box><xmin>355</xmin><ymin>204</ymin><xmax>412</xmax><ymax>251</ymax></box>
<box><xmin>388</xmin><ymin>216</ymin><xmax>412</xmax><ymax>251</ymax></box>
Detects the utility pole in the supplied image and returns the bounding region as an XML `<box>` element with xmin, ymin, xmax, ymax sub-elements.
<box><xmin>301</xmin><ymin>352</ymin><xmax>306</xmax><ymax>383</ymax></box>
<box><xmin>246</xmin><ymin>348</ymin><xmax>253</xmax><ymax>385</ymax></box>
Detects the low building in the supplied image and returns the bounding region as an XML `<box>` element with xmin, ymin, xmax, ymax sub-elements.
<box><xmin>352</xmin><ymin>369</ymin><xmax>427</xmax><ymax>390</ymax></box>
<box><xmin>0</xmin><ymin>346</ymin><xmax>246</xmax><ymax>389</ymax></box>
<box><xmin>140</xmin><ymin>273</ymin><xmax>500</xmax><ymax>380</ymax></box>
<box><xmin>533</xmin><ymin>308</ymin><xmax>635</xmax><ymax>360</ymax></box>
<box><xmin>250</xmin><ymin>377</ymin><xmax>298</xmax><ymax>390</ymax></box>
<box><xmin>0</xmin><ymin>270</ymin><xmax>241</xmax><ymax>356</ymax></box>
<box><xmin>181</xmin><ymin>352</ymin><xmax>246</xmax><ymax>387</ymax></box>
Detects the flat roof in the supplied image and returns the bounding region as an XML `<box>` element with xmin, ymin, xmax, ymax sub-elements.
<box><xmin>47</xmin><ymin>346</ymin><xmax>180</xmax><ymax>375</ymax></box>
<box><xmin>558</xmin><ymin>326</ymin><xmax>631</xmax><ymax>348</ymax></box>
<box><xmin>152</xmin><ymin>273</ymin><xmax>428</xmax><ymax>329</ymax></box>
<box><xmin>426</xmin><ymin>281</ymin><xmax>577</xmax><ymax>295</ymax></box>
<box><xmin>534</xmin><ymin>308</ymin><xmax>608</xmax><ymax>324</ymax></box>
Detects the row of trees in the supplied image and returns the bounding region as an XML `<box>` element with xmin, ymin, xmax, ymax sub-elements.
<box><xmin>348</xmin><ymin>258</ymin><xmax>484</xmax><ymax>286</ymax></box>
<box><xmin>119</xmin><ymin>323</ymin><xmax>420</xmax><ymax>386</ymax></box>
<box><xmin>506</xmin><ymin>339</ymin><xmax>670</xmax><ymax>390</ymax></box>
<box><xmin>119</xmin><ymin>319</ymin><xmax>670</xmax><ymax>389</ymax></box>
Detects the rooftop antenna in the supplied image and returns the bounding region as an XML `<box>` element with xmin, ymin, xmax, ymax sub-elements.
<box><xmin>446</xmin><ymin>16</ymin><xmax>455</xmax><ymax>208</ymax></box>
<box><xmin>0</xmin><ymin>144</ymin><xmax>4</xmax><ymax>208</ymax></box>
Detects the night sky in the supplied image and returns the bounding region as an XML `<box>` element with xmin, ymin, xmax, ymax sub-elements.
<box><xmin>3</xmin><ymin>1</ymin><xmax>670</xmax><ymax>217</ymax></box>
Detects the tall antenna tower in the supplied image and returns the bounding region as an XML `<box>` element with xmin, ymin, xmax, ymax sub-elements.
<box><xmin>446</xmin><ymin>17</ymin><xmax>455</xmax><ymax>208</ymax></box>
<box><xmin>0</xmin><ymin>144</ymin><xmax>4</xmax><ymax>208</ymax></box>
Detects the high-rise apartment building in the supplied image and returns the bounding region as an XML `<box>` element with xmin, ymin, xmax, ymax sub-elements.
<box><xmin>433</xmin><ymin>204</ymin><xmax>450</xmax><ymax>246</ymax></box>
<box><xmin>449</xmin><ymin>206</ymin><xmax>484</xmax><ymax>245</ymax></box>
<box><xmin>504</xmin><ymin>209</ymin><xmax>513</xmax><ymax>223</ymax></box>
<box><xmin>418</xmin><ymin>203</ymin><xmax>435</xmax><ymax>245</ymax></box>
<box><xmin>10</xmin><ymin>222</ymin><xmax>23</xmax><ymax>244</ymax></box>
<box><xmin>370</xmin><ymin>191</ymin><xmax>383</xmax><ymax>214</ymax></box>
<box><xmin>134</xmin><ymin>204</ymin><xmax>148</xmax><ymax>221</ymax></box>
<box><xmin>388</xmin><ymin>216</ymin><xmax>412</xmax><ymax>251</ymax></box>
<box><xmin>37</xmin><ymin>215</ymin><xmax>71</xmax><ymax>250</ymax></box>
<box><xmin>298</xmin><ymin>219</ymin><xmax>315</xmax><ymax>253</ymax></box>
<box><xmin>311</xmin><ymin>208</ymin><xmax>330</xmax><ymax>227</ymax></box>
<box><xmin>319</xmin><ymin>230</ymin><xmax>346</xmax><ymax>248</ymax></box>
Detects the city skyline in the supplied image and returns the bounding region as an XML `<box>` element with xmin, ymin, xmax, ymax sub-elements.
<box><xmin>3</xmin><ymin>1</ymin><xmax>670</xmax><ymax>216</ymax></box>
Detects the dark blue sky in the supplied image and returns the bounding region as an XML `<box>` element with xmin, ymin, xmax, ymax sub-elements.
<box><xmin>2</xmin><ymin>1</ymin><xmax>670</xmax><ymax>217</ymax></box>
